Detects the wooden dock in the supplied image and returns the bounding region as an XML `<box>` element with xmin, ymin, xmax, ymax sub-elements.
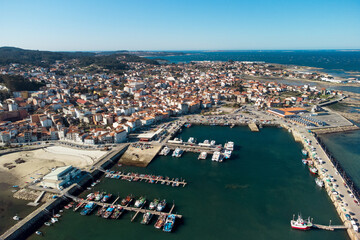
<box><xmin>167</xmin><ymin>142</ymin><xmax>222</xmax><ymax>154</ymax></box>
<box><xmin>65</xmin><ymin>193</ymin><xmax>182</xmax><ymax>219</ymax></box>
<box><xmin>100</xmin><ymin>169</ymin><xmax>187</xmax><ymax>187</ymax></box>
<box><xmin>248</xmin><ymin>122</ymin><xmax>259</xmax><ymax>132</ymax></box>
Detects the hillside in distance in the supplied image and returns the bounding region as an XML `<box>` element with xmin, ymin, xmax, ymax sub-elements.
<box><xmin>0</xmin><ymin>47</ymin><xmax>160</xmax><ymax>71</ymax></box>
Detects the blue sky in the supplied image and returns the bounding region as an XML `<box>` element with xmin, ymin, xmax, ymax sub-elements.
<box><xmin>0</xmin><ymin>0</ymin><xmax>359</xmax><ymax>51</ymax></box>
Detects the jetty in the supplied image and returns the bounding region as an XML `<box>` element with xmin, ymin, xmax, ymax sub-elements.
<box><xmin>313</xmin><ymin>224</ymin><xmax>349</xmax><ymax>231</ymax></box>
<box><xmin>27</xmin><ymin>191</ymin><xmax>45</xmax><ymax>207</ymax></box>
<box><xmin>248</xmin><ymin>122</ymin><xmax>259</xmax><ymax>132</ymax></box>
<box><xmin>167</xmin><ymin>142</ymin><xmax>221</xmax><ymax>154</ymax></box>
<box><xmin>100</xmin><ymin>169</ymin><xmax>187</xmax><ymax>187</ymax></box>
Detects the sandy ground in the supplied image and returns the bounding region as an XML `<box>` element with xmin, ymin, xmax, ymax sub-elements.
<box><xmin>119</xmin><ymin>144</ymin><xmax>161</xmax><ymax>167</ymax></box>
<box><xmin>0</xmin><ymin>146</ymin><xmax>105</xmax><ymax>187</ymax></box>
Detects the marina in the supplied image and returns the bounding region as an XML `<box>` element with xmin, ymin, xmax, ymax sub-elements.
<box><xmin>27</xmin><ymin>126</ymin><xmax>348</xmax><ymax>240</ymax></box>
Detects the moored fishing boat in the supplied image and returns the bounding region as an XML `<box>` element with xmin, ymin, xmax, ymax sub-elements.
<box><xmin>80</xmin><ymin>202</ymin><xmax>96</xmax><ymax>216</ymax></box>
<box><xmin>212</xmin><ymin>151</ymin><xmax>221</xmax><ymax>162</ymax></box>
<box><xmin>224</xmin><ymin>141</ymin><xmax>234</xmax><ymax>151</ymax></box>
<box><xmin>86</xmin><ymin>193</ymin><xmax>95</xmax><ymax>201</ymax></box>
<box><xmin>141</xmin><ymin>212</ymin><xmax>153</xmax><ymax>224</ymax></box>
<box><xmin>172</xmin><ymin>148</ymin><xmax>183</xmax><ymax>157</ymax></box>
<box><xmin>94</xmin><ymin>192</ymin><xmax>103</xmax><ymax>201</ymax></box>
<box><xmin>187</xmin><ymin>137</ymin><xmax>195</xmax><ymax>143</ymax></box>
<box><xmin>315</xmin><ymin>177</ymin><xmax>324</xmax><ymax>187</ymax></box>
<box><xmin>102</xmin><ymin>206</ymin><xmax>114</xmax><ymax>218</ymax></box>
<box><xmin>160</xmin><ymin>146</ymin><xmax>170</xmax><ymax>156</ymax></box>
<box><xmin>302</xmin><ymin>149</ymin><xmax>308</xmax><ymax>156</ymax></box>
<box><xmin>134</xmin><ymin>196</ymin><xmax>146</xmax><ymax>208</ymax></box>
<box><xmin>96</xmin><ymin>205</ymin><xmax>108</xmax><ymax>217</ymax></box>
<box><xmin>290</xmin><ymin>214</ymin><xmax>312</xmax><ymax>230</ymax></box>
<box><xmin>110</xmin><ymin>206</ymin><xmax>124</xmax><ymax>219</ymax></box>
<box><xmin>101</xmin><ymin>193</ymin><xmax>112</xmax><ymax>203</ymax></box>
<box><xmin>154</xmin><ymin>214</ymin><xmax>166</xmax><ymax>229</ymax></box>
<box><xmin>157</xmin><ymin>199</ymin><xmax>166</xmax><ymax>211</ymax></box>
<box><xmin>309</xmin><ymin>166</ymin><xmax>318</xmax><ymax>175</ymax></box>
<box><xmin>121</xmin><ymin>195</ymin><xmax>133</xmax><ymax>206</ymax></box>
<box><xmin>163</xmin><ymin>214</ymin><xmax>176</xmax><ymax>232</ymax></box>
<box><xmin>224</xmin><ymin>150</ymin><xmax>232</xmax><ymax>159</ymax></box>
<box><xmin>302</xmin><ymin>159</ymin><xmax>308</xmax><ymax>165</ymax></box>
<box><xmin>149</xmin><ymin>199</ymin><xmax>160</xmax><ymax>210</ymax></box>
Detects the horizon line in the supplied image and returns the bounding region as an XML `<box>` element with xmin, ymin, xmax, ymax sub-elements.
<box><xmin>1</xmin><ymin>46</ymin><xmax>360</xmax><ymax>52</ymax></box>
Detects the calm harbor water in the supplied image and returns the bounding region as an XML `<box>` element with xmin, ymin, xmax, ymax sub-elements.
<box><xmin>0</xmin><ymin>183</ymin><xmax>35</xmax><ymax>234</ymax></box>
<box><xmin>28</xmin><ymin>126</ymin><xmax>348</xmax><ymax>240</ymax></box>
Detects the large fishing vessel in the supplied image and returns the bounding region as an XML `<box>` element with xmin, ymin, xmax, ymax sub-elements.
<box><xmin>159</xmin><ymin>146</ymin><xmax>170</xmax><ymax>156</ymax></box>
<box><xmin>163</xmin><ymin>214</ymin><xmax>176</xmax><ymax>232</ymax></box>
<box><xmin>172</xmin><ymin>148</ymin><xmax>183</xmax><ymax>157</ymax></box>
<box><xmin>224</xmin><ymin>141</ymin><xmax>234</xmax><ymax>151</ymax></box>
<box><xmin>290</xmin><ymin>215</ymin><xmax>313</xmax><ymax>230</ymax></box>
<box><xmin>198</xmin><ymin>152</ymin><xmax>207</xmax><ymax>160</ymax></box>
<box><xmin>134</xmin><ymin>196</ymin><xmax>146</xmax><ymax>208</ymax></box>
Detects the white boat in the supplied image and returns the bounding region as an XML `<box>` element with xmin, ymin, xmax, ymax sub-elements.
<box><xmin>50</xmin><ymin>217</ymin><xmax>58</xmax><ymax>223</ymax></box>
<box><xmin>224</xmin><ymin>150</ymin><xmax>232</xmax><ymax>159</ymax></box>
<box><xmin>198</xmin><ymin>152</ymin><xmax>207</xmax><ymax>160</ymax></box>
<box><xmin>187</xmin><ymin>137</ymin><xmax>195</xmax><ymax>144</ymax></box>
<box><xmin>160</xmin><ymin>146</ymin><xmax>170</xmax><ymax>156</ymax></box>
<box><xmin>199</xmin><ymin>140</ymin><xmax>211</xmax><ymax>147</ymax></box>
<box><xmin>13</xmin><ymin>215</ymin><xmax>20</xmax><ymax>221</ymax></box>
<box><xmin>224</xmin><ymin>141</ymin><xmax>234</xmax><ymax>151</ymax></box>
<box><xmin>172</xmin><ymin>148</ymin><xmax>183</xmax><ymax>157</ymax></box>
<box><xmin>212</xmin><ymin>151</ymin><xmax>221</xmax><ymax>162</ymax></box>
<box><xmin>210</xmin><ymin>140</ymin><xmax>216</xmax><ymax>146</ymax></box>
<box><xmin>315</xmin><ymin>178</ymin><xmax>324</xmax><ymax>188</ymax></box>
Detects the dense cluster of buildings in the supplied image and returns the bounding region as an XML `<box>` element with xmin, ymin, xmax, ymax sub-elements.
<box><xmin>0</xmin><ymin>60</ymin><xmax>342</xmax><ymax>145</ymax></box>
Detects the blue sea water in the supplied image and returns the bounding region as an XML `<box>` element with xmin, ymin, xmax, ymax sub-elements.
<box><xmin>149</xmin><ymin>50</ymin><xmax>360</xmax><ymax>79</ymax></box>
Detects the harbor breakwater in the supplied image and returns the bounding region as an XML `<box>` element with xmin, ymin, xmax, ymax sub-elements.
<box><xmin>0</xmin><ymin>146</ymin><xmax>129</xmax><ymax>240</ymax></box>
<box><xmin>288</xmin><ymin>126</ymin><xmax>360</xmax><ymax>240</ymax></box>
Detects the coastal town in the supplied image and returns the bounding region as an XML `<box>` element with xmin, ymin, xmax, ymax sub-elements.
<box><xmin>0</xmin><ymin>60</ymin><xmax>353</xmax><ymax>146</ymax></box>
<box><xmin>1</xmin><ymin>56</ymin><xmax>360</xmax><ymax>240</ymax></box>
